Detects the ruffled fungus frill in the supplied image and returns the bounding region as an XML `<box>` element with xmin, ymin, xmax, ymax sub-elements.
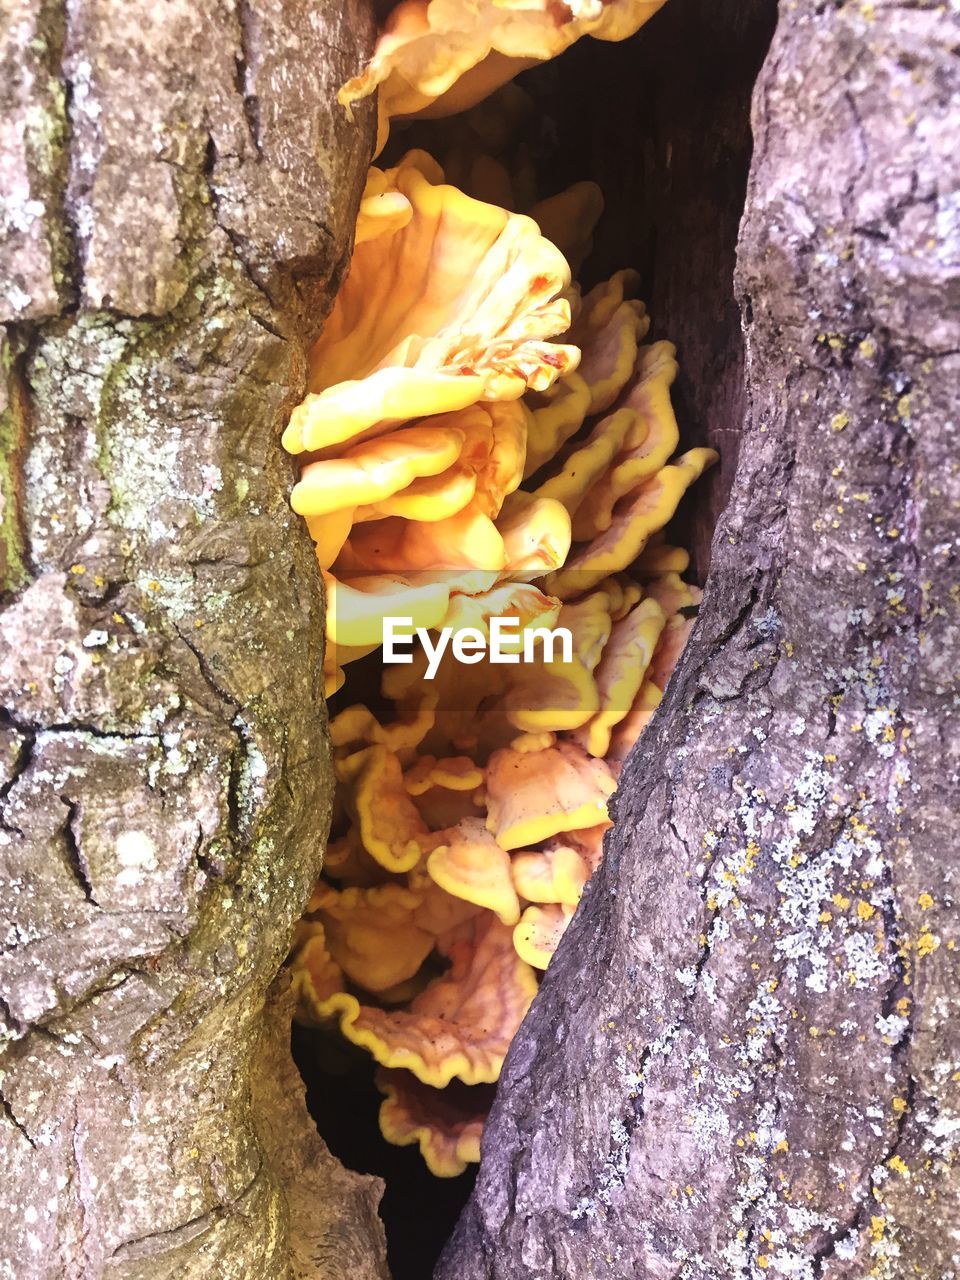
<box><xmin>511</xmin><ymin>837</ymin><xmax>594</xmax><ymax>908</ymax></box>
<box><xmin>376</xmin><ymin>1070</ymin><xmax>488</xmax><ymax>1177</ymax></box>
<box><xmin>306</xmin><ymin>915</ymin><xmax>538</xmax><ymax>1089</ymax></box>
<box><xmin>513</xmin><ymin>902</ymin><xmax>575</xmax><ymax>970</ymax></box>
<box><xmin>427</xmin><ymin>817</ymin><xmax>521</xmax><ymax>926</ymax></box>
<box><xmin>336</xmin><ymin>743</ymin><xmax>430</xmax><ymax>873</ymax></box>
<box><xmin>309</xmin><ymin>883</ymin><xmax>435</xmax><ymax>994</ymax></box>
<box><xmin>524</xmin><ymin>272</ymin><xmax>649</xmax><ymax>478</ymax></box>
<box><xmin>283</xmin><ymin>152</ymin><xmax>578</xmax><ymax>457</ymax></box>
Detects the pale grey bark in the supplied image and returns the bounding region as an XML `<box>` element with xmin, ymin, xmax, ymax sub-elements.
<box><xmin>0</xmin><ymin>1</ymin><xmax>389</xmax><ymax>1275</ymax></box>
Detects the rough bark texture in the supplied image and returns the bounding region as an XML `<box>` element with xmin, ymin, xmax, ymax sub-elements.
<box><xmin>440</xmin><ymin>1</ymin><xmax>960</xmax><ymax>1277</ymax></box>
<box><xmin>0</xmin><ymin>2</ymin><xmax>388</xmax><ymax>1276</ymax></box>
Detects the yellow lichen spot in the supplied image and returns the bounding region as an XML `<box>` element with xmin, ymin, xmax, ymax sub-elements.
<box><xmin>819</xmin><ymin>910</ymin><xmax>833</xmax><ymax>924</ymax></box>
<box><xmin>69</xmin><ymin>563</ymin><xmax>86</xmax><ymax>576</ymax></box>
<box><xmin>774</xmin><ymin>1138</ymin><xmax>789</xmax><ymax>1153</ymax></box>
<box><xmin>808</xmin><ymin>1027</ymin><xmax>819</xmax><ymax>1038</ymax></box>
<box><xmin>832</xmin><ymin>893</ymin><xmax>851</xmax><ymax>910</ymax></box>
<box><xmin>892</xmin><ymin>1097</ymin><xmax>908</xmax><ymax>1115</ymax></box>
<box><xmin>112</xmin><ymin>612</ymin><xmax>125</xmax><ymax>625</ymax></box>
<box><xmin>918</xmin><ymin>892</ymin><xmax>934</xmax><ymax>910</ymax></box>
<box><xmin>916</xmin><ymin>930</ymin><xmax>939</xmax><ymax>958</ymax></box>
<box><xmin>857</xmin><ymin>900</ymin><xmax>877</xmax><ymax>922</ymax></box>
<box><xmin>757</xmin><ymin>1256</ymin><xmax>770</xmax><ymax>1269</ymax></box>
<box><xmin>870</xmin><ymin>1216</ymin><xmax>886</xmax><ymax>1242</ymax></box>
<box><xmin>824</xmin><ymin>753</ymin><xmax>837</xmax><ymax>763</ymax></box>
<box><xmin>896</xmin><ymin>395</ymin><xmax>911</xmax><ymax>420</ymax></box>
<box><xmin>147</xmin><ymin>579</ymin><xmax>161</xmax><ymax>591</ymax></box>
<box><xmin>830</xmin><ymin>411</ymin><xmax>849</xmax><ymax>432</ymax></box>
<box><xmin>887</xmin><ymin>528</ymin><xmax>900</xmax><ymax>539</ymax></box>
<box><xmin>888</xmin><ymin>1155</ymin><xmax>909</xmax><ymax>1176</ymax></box>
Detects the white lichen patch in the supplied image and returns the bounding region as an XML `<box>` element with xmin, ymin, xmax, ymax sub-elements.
<box><xmin>115</xmin><ymin>830</ymin><xmax>159</xmax><ymax>887</ymax></box>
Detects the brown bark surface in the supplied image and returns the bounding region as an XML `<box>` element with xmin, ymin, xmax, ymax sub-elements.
<box><xmin>439</xmin><ymin>1</ymin><xmax>960</xmax><ymax>1276</ymax></box>
<box><xmin>0</xmin><ymin>2</ymin><xmax>388</xmax><ymax>1276</ymax></box>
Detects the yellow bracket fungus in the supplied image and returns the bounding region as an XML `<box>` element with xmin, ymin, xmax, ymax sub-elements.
<box><xmin>337</xmin><ymin>744</ymin><xmax>431</xmax><ymax>873</ymax></box>
<box><xmin>513</xmin><ymin>902</ymin><xmax>575</xmax><ymax>970</ymax></box>
<box><xmin>545</xmin><ymin>447</ymin><xmax>718</xmax><ymax>599</ymax></box>
<box><xmin>286</xmin><ymin>153</ymin><xmax>717</xmax><ymax>1174</ymax></box>
<box><xmin>571</xmin><ymin>596</ymin><xmax>666</xmax><ymax>758</ymax></box>
<box><xmin>511</xmin><ymin>840</ymin><xmax>591</xmax><ymax>910</ymax></box>
<box><xmin>310</xmin><ymin>884</ymin><xmax>435</xmax><ymax>994</ymax></box>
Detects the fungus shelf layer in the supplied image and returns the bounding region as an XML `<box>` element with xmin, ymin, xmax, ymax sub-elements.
<box><xmin>288</xmin><ymin>0</ymin><xmax>723</xmax><ymax>1237</ymax></box>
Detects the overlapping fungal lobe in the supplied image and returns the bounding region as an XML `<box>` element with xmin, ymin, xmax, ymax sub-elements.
<box><xmin>285</xmin><ymin>151</ymin><xmax>718</xmax><ymax>1173</ymax></box>
<box><xmin>376</xmin><ymin>1070</ymin><xmax>489</xmax><ymax>1177</ymax></box>
<box><xmin>283</xmin><ymin>151</ymin><xmax>577</xmax><ymax>458</ymax></box>
<box><xmin>339</xmin><ymin>0</ymin><xmax>668</xmax><ymax>152</ymax></box>
<box><xmin>281</xmin><ymin>150</ymin><xmax>582</xmax><ymax>694</ymax></box>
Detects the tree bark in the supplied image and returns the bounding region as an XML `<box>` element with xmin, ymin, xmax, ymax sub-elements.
<box><xmin>439</xmin><ymin>1</ymin><xmax>960</xmax><ymax>1276</ymax></box>
<box><xmin>0</xmin><ymin>2</ymin><xmax>388</xmax><ymax>1276</ymax></box>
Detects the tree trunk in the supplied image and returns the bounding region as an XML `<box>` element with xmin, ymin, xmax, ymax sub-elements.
<box><xmin>439</xmin><ymin>1</ymin><xmax>960</xmax><ymax>1276</ymax></box>
<box><xmin>0</xmin><ymin>2</ymin><xmax>388</xmax><ymax>1276</ymax></box>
